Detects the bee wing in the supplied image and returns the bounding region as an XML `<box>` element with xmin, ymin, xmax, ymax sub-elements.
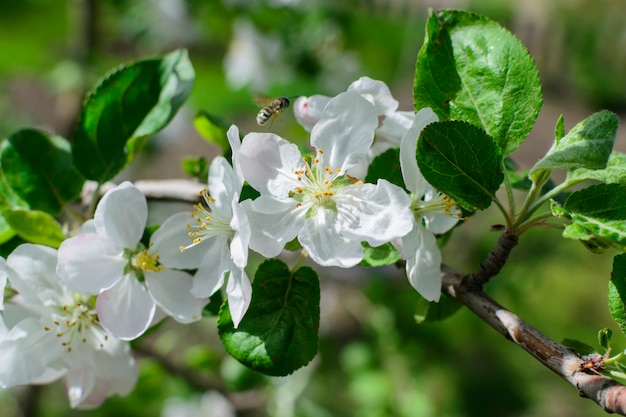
<box><xmin>254</xmin><ymin>94</ymin><xmax>275</xmax><ymax>107</ymax></box>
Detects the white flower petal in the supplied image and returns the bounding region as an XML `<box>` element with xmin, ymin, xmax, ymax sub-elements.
<box><xmin>94</xmin><ymin>182</ymin><xmax>147</xmax><ymax>249</ymax></box>
<box><xmin>399</xmin><ymin>108</ymin><xmax>439</xmax><ymax>194</ymax></box>
<box><xmin>57</xmin><ymin>233</ymin><xmax>126</xmax><ymax>294</ymax></box>
<box><xmin>192</xmin><ymin>236</ymin><xmax>231</xmax><ymax>298</ymax></box>
<box><xmin>299</xmin><ymin>211</ymin><xmax>363</xmax><ymax>267</ymax></box>
<box><xmin>7</xmin><ymin>244</ymin><xmax>66</xmax><ymax>304</ymax></box>
<box><xmin>0</xmin><ymin>317</ymin><xmax>62</xmax><ymax>387</ymax></box>
<box><xmin>0</xmin><ymin>257</ymin><xmax>7</xmax><ymax>310</ymax></box>
<box><xmin>424</xmin><ymin>212</ymin><xmax>459</xmax><ymax>235</ymax></box>
<box><xmin>151</xmin><ymin>212</ymin><xmax>205</xmax><ymax>269</ymax></box>
<box><xmin>229</xmin><ymin>198</ymin><xmax>250</xmax><ymax>268</ymax></box>
<box><xmin>406</xmin><ymin>225</ymin><xmax>442</xmax><ymax>302</ymax></box>
<box><xmin>293</xmin><ymin>95</ymin><xmax>330</xmax><ymax>132</ymax></box>
<box><xmin>208</xmin><ymin>157</ymin><xmax>238</xmax><ymax>214</ymax></box>
<box><xmin>337</xmin><ymin>180</ymin><xmax>413</xmax><ymax>246</ymax></box>
<box><xmin>347</xmin><ymin>76</ymin><xmax>399</xmax><ymax>115</ymax></box>
<box><xmin>145</xmin><ymin>270</ymin><xmax>206</xmax><ymax>324</ymax></box>
<box><xmin>310</xmin><ymin>91</ymin><xmax>378</xmax><ymax>173</ymax></box>
<box><xmin>226</xmin><ymin>267</ymin><xmax>252</xmax><ymax>328</ymax></box>
<box><xmin>239</xmin><ymin>133</ymin><xmax>303</xmax><ymax>197</ymax></box>
<box><xmin>227</xmin><ymin>125</ymin><xmax>245</xmax><ymax>189</ymax></box>
<box><xmin>377</xmin><ymin>111</ymin><xmax>415</xmax><ymax>146</ymax></box>
<box><xmin>96</xmin><ymin>277</ymin><xmax>155</xmax><ymax>340</ymax></box>
<box><xmin>244</xmin><ymin>196</ymin><xmax>306</xmax><ymax>258</ymax></box>
<box><xmin>65</xmin><ymin>368</ymin><xmax>97</xmax><ymax>409</ymax></box>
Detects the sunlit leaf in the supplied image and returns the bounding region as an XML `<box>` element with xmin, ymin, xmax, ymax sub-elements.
<box><xmin>73</xmin><ymin>49</ymin><xmax>194</xmax><ymax>182</ymax></box>
<box><xmin>414</xmin><ymin>9</ymin><xmax>542</xmax><ymax>155</ymax></box>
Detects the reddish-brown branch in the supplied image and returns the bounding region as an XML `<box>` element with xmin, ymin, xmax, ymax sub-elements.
<box><xmin>443</xmin><ymin>266</ymin><xmax>626</xmax><ymax>415</ymax></box>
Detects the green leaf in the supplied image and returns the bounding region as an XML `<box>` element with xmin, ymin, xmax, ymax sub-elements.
<box><xmin>193</xmin><ymin>111</ymin><xmax>231</xmax><ymax>151</ymax></box>
<box><xmin>559</xmin><ymin>184</ymin><xmax>626</xmax><ymax>251</ymax></box>
<box><xmin>415</xmin><ymin>293</ymin><xmax>462</xmax><ymax>324</ymax></box>
<box><xmin>218</xmin><ymin>259</ymin><xmax>320</xmax><ymax>376</ymax></box>
<box><xmin>567</xmin><ymin>152</ymin><xmax>626</xmax><ymax>185</ymax></box>
<box><xmin>181</xmin><ymin>156</ymin><xmax>209</xmax><ymax>181</ymax></box>
<box><xmin>414</xmin><ymin>9</ymin><xmax>542</xmax><ymax>156</ymax></box>
<box><xmin>3</xmin><ymin>208</ymin><xmax>65</xmax><ymax>248</ymax></box>
<box><xmin>73</xmin><ymin>49</ymin><xmax>195</xmax><ymax>182</ymax></box>
<box><xmin>359</xmin><ymin>242</ymin><xmax>401</xmax><ymax>267</ymax></box>
<box><xmin>555</xmin><ymin>114</ymin><xmax>565</xmax><ymax>142</ymax></box>
<box><xmin>598</xmin><ymin>327</ymin><xmax>613</xmax><ymax>351</ymax></box>
<box><xmin>1</xmin><ymin>129</ymin><xmax>84</xmax><ymax>215</ymax></box>
<box><xmin>530</xmin><ymin>111</ymin><xmax>618</xmax><ymax>177</ymax></box>
<box><xmin>365</xmin><ymin>148</ymin><xmax>404</xmax><ymax>189</ymax></box>
<box><xmin>417</xmin><ymin>120</ymin><xmax>503</xmax><ymax>212</ymax></box>
<box><xmin>608</xmin><ymin>254</ymin><xmax>626</xmax><ymax>336</ymax></box>
<box><xmin>504</xmin><ymin>158</ymin><xmax>533</xmax><ymax>191</ymax></box>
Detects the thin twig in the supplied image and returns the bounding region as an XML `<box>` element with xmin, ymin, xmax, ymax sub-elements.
<box><xmin>442</xmin><ymin>266</ymin><xmax>626</xmax><ymax>415</ymax></box>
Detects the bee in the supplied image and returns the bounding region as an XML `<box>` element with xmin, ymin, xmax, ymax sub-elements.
<box><xmin>255</xmin><ymin>95</ymin><xmax>290</xmax><ymax>127</ymax></box>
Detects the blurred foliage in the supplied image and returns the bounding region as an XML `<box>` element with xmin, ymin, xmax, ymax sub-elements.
<box><xmin>0</xmin><ymin>0</ymin><xmax>625</xmax><ymax>416</ymax></box>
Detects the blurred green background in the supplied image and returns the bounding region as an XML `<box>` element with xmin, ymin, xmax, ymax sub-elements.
<box><xmin>1</xmin><ymin>0</ymin><xmax>625</xmax><ymax>416</ymax></box>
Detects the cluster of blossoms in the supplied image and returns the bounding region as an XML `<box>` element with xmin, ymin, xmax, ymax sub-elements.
<box><xmin>0</xmin><ymin>76</ymin><xmax>459</xmax><ymax>408</ymax></box>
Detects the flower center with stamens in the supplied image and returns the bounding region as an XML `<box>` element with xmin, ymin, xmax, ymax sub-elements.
<box><xmin>413</xmin><ymin>192</ymin><xmax>461</xmax><ymax>218</ymax></box>
<box><xmin>289</xmin><ymin>148</ymin><xmax>351</xmax><ymax>215</ymax></box>
<box><xmin>44</xmin><ymin>295</ymin><xmax>109</xmax><ymax>353</ymax></box>
<box><xmin>180</xmin><ymin>188</ymin><xmax>235</xmax><ymax>252</ymax></box>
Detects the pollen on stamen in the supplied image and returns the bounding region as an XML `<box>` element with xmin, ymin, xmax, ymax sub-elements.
<box><xmin>317</xmin><ymin>149</ymin><xmax>324</xmax><ymax>154</ymax></box>
<box><xmin>193</xmin><ymin>237</ymin><xmax>203</xmax><ymax>244</ymax></box>
<box><xmin>180</xmin><ymin>246</ymin><xmax>186</xmax><ymax>252</ymax></box>
<box><xmin>44</xmin><ymin>326</ymin><xmax>50</xmax><ymax>331</ymax></box>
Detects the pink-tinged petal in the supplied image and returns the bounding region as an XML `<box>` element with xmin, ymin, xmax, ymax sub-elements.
<box><xmin>227</xmin><ymin>125</ymin><xmax>245</xmax><ymax>189</ymax></box>
<box><xmin>94</xmin><ymin>182</ymin><xmax>147</xmax><ymax>248</ymax></box>
<box><xmin>0</xmin><ymin>317</ymin><xmax>63</xmax><ymax>387</ymax></box>
<box><xmin>243</xmin><ymin>197</ymin><xmax>306</xmax><ymax>258</ymax></box>
<box><xmin>226</xmin><ymin>267</ymin><xmax>252</xmax><ymax>328</ymax></box>
<box><xmin>239</xmin><ymin>133</ymin><xmax>303</xmax><ymax>197</ymax></box>
<box><xmin>406</xmin><ymin>225</ymin><xmax>442</xmax><ymax>302</ymax></box>
<box><xmin>208</xmin><ymin>157</ymin><xmax>238</xmax><ymax>214</ymax></box>
<box><xmin>7</xmin><ymin>244</ymin><xmax>65</xmax><ymax>304</ymax></box>
<box><xmin>299</xmin><ymin>211</ymin><xmax>363</xmax><ymax>267</ymax></box>
<box><xmin>293</xmin><ymin>95</ymin><xmax>330</xmax><ymax>132</ymax></box>
<box><xmin>57</xmin><ymin>234</ymin><xmax>126</xmax><ymax>295</ymax></box>
<box><xmin>152</xmin><ymin>212</ymin><xmax>205</xmax><ymax>269</ymax></box>
<box><xmin>96</xmin><ymin>277</ymin><xmax>155</xmax><ymax>340</ymax></box>
<box><xmin>337</xmin><ymin>180</ymin><xmax>413</xmax><ymax>246</ymax></box>
<box><xmin>347</xmin><ymin>76</ymin><xmax>398</xmax><ymax>115</ymax></box>
<box><xmin>311</xmin><ymin>92</ymin><xmax>378</xmax><ymax>173</ymax></box>
<box><xmin>230</xmin><ymin>199</ymin><xmax>251</xmax><ymax>268</ymax></box>
<box><xmin>145</xmin><ymin>270</ymin><xmax>206</xmax><ymax>324</ymax></box>
<box><xmin>400</xmin><ymin>108</ymin><xmax>438</xmax><ymax>194</ymax></box>
<box><xmin>192</xmin><ymin>236</ymin><xmax>231</xmax><ymax>298</ymax></box>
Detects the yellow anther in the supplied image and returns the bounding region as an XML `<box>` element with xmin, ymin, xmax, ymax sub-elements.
<box><xmin>193</xmin><ymin>237</ymin><xmax>203</xmax><ymax>244</ymax></box>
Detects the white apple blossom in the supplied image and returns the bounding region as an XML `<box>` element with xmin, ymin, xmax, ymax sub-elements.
<box><xmin>56</xmin><ymin>182</ymin><xmax>207</xmax><ymax>340</ymax></box>
<box><xmin>393</xmin><ymin>108</ymin><xmax>461</xmax><ymax>301</ymax></box>
<box><xmin>239</xmin><ymin>91</ymin><xmax>414</xmax><ymax>267</ymax></box>
<box><xmin>293</xmin><ymin>76</ymin><xmax>415</xmax><ymax>158</ymax></box>
<box><xmin>0</xmin><ymin>244</ymin><xmax>137</xmax><ymax>409</ymax></box>
<box><xmin>153</xmin><ymin>125</ymin><xmax>252</xmax><ymax>328</ymax></box>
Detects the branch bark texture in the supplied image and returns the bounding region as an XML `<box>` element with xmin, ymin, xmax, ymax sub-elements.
<box><xmin>442</xmin><ymin>266</ymin><xmax>626</xmax><ymax>415</ymax></box>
